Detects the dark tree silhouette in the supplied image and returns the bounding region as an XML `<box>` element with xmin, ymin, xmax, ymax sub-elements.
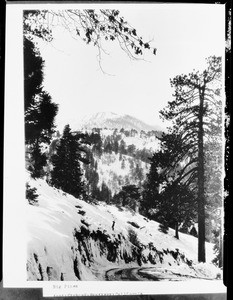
<box><xmin>142</xmin><ymin>132</ymin><xmax>197</xmax><ymax>237</ymax></box>
<box><xmin>157</xmin><ymin>181</ymin><xmax>196</xmax><ymax>239</ymax></box>
<box><xmin>99</xmin><ymin>182</ymin><xmax>112</xmax><ymax>203</ymax></box>
<box><xmin>83</xmin><ymin>151</ymin><xmax>100</xmax><ymax>200</ymax></box>
<box><xmin>115</xmin><ymin>184</ymin><xmax>141</xmax><ymax>211</ymax></box>
<box><xmin>50</xmin><ymin>125</ymin><xmax>88</xmax><ymax>199</ymax></box>
<box><xmin>160</xmin><ymin>56</ymin><xmax>222</xmax><ymax>262</ymax></box>
<box><xmin>24</xmin><ymin>37</ymin><xmax>58</xmax><ymax>178</ymax></box>
<box><xmin>26</xmin><ymin>182</ymin><xmax>39</xmax><ymax>206</ymax></box>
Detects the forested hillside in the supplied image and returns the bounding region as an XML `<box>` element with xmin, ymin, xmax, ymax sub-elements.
<box><xmin>47</xmin><ymin>125</ymin><xmax>161</xmax><ymax>201</ymax></box>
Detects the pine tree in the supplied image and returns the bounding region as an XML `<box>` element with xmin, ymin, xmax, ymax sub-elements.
<box><xmin>127</xmin><ymin>144</ymin><xmax>136</xmax><ymax>156</ymax></box>
<box><xmin>50</xmin><ymin>125</ymin><xmax>87</xmax><ymax>198</ymax></box>
<box><xmin>24</xmin><ymin>37</ymin><xmax>58</xmax><ymax>178</ymax></box>
<box><xmin>158</xmin><ymin>181</ymin><xmax>196</xmax><ymax>239</ymax></box>
<box><xmin>159</xmin><ymin>56</ymin><xmax>222</xmax><ymax>261</ymax></box>
<box><xmin>24</xmin><ymin>37</ymin><xmax>43</xmax><ymax>111</ymax></box>
<box><xmin>121</xmin><ymin>159</ymin><xmax>126</xmax><ymax>170</ymax></box>
<box><xmin>99</xmin><ymin>182</ymin><xmax>112</xmax><ymax>203</ymax></box>
<box><xmin>113</xmin><ymin>139</ymin><xmax>119</xmax><ymax>154</ymax></box>
<box><xmin>142</xmin><ymin>132</ymin><xmax>197</xmax><ymax>236</ymax></box>
<box><xmin>141</xmin><ymin>157</ymin><xmax>161</xmax><ymax>218</ymax></box>
<box><xmin>26</xmin><ymin>182</ymin><xmax>39</xmax><ymax>205</ymax></box>
<box><xmin>134</xmin><ymin>163</ymin><xmax>144</xmax><ymax>185</ymax></box>
<box><xmin>119</xmin><ymin>139</ymin><xmax>126</xmax><ymax>155</ymax></box>
<box><xmin>83</xmin><ymin>152</ymin><xmax>100</xmax><ymax>200</ymax></box>
<box><xmin>27</xmin><ymin>142</ymin><xmax>47</xmax><ymax>178</ymax></box>
<box><xmin>116</xmin><ymin>184</ymin><xmax>141</xmax><ymax>210</ymax></box>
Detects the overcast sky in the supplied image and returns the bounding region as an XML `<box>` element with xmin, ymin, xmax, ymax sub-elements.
<box><xmin>35</xmin><ymin>3</ymin><xmax>225</xmax><ymax>132</ymax></box>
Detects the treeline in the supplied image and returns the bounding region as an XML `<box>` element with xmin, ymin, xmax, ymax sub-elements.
<box><xmin>46</xmin><ymin>127</ymin><xmax>147</xmax><ymax>204</ymax></box>
<box><xmin>83</xmin><ymin>128</ymin><xmax>155</xmax><ymax>163</ymax></box>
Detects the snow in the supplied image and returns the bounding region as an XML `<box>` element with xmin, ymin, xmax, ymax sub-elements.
<box><xmin>26</xmin><ymin>174</ymin><xmax>222</xmax><ymax>282</ymax></box>
<box><xmin>93</xmin><ymin>128</ymin><xmax>160</xmax><ymax>195</ymax></box>
<box><xmin>95</xmin><ymin>153</ymin><xmax>148</xmax><ymax>194</ymax></box>
<box><xmin>74</xmin><ymin>111</ymin><xmax>161</xmax><ymax>132</ymax></box>
<box><xmin>123</xmin><ymin>135</ymin><xmax>160</xmax><ymax>151</ymax></box>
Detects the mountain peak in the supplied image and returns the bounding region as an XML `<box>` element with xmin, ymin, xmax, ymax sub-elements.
<box><xmin>75</xmin><ymin>112</ymin><xmax>162</xmax><ymax>132</ymax></box>
<box><xmin>83</xmin><ymin>111</ymin><xmax>120</xmax><ymax>121</ymax></box>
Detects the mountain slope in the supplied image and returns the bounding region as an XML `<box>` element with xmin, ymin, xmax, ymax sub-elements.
<box><xmin>75</xmin><ymin>112</ymin><xmax>162</xmax><ymax>132</ymax></box>
<box><xmin>95</xmin><ymin>152</ymin><xmax>149</xmax><ymax>195</ymax></box>
<box><xmin>26</xmin><ymin>175</ymin><xmax>220</xmax><ymax>281</ymax></box>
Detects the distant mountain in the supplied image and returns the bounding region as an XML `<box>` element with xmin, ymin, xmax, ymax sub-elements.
<box><xmin>75</xmin><ymin>112</ymin><xmax>162</xmax><ymax>132</ymax></box>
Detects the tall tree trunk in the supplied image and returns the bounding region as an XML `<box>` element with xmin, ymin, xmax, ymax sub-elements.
<box><xmin>198</xmin><ymin>88</ymin><xmax>206</xmax><ymax>262</ymax></box>
<box><xmin>219</xmin><ymin>221</ymin><xmax>223</xmax><ymax>268</ymax></box>
<box><xmin>175</xmin><ymin>222</ymin><xmax>179</xmax><ymax>239</ymax></box>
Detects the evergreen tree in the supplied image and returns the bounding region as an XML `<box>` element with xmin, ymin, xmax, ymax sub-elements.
<box><xmin>134</xmin><ymin>163</ymin><xmax>144</xmax><ymax>185</ymax></box>
<box><xmin>119</xmin><ymin>152</ymin><xmax>123</xmax><ymax>161</ymax></box>
<box><xmin>83</xmin><ymin>152</ymin><xmax>100</xmax><ymax>201</ymax></box>
<box><xmin>127</xmin><ymin>144</ymin><xmax>136</xmax><ymax>157</ymax></box>
<box><xmin>99</xmin><ymin>182</ymin><xmax>112</xmax><ymax>203</ymax></box>
<box><xmin>159</xmin><ymin>56</ymin><xmax>222</xmax><ymax>262</ymax></box>
<box><xmin>50</xmin><ymin>125</ymin><xmax>88</xmax><ymax>198</ymax></box>
<box><xmin>121</xmin><ymin>159</ymin><xmax>126</xmax><ymax>170</ymax></box>
<box><xmin>129</xmin><ymin>158</ymin><xmax>134</xmax><ymax>170</ymax></box>
<box><xmin>119</xmin><ymin>139</ymin><xmax>126</xmax><ymax>154</ymax></box>
<box><xmin>113</xmin><ymin>139</ymin><xmax>119</xmax><ymax>154</ymax></box>
<box><xmin>86</xmin><ymin>131</ymin><xmax>102</xmax><ymax>157</ymax></box>
<box><xmin>158</xmin><ymin>181</ymin><xmax>196</xmax><ymax>239</ymax></box>
<box><xmin>26</xmin><ymin>182</ymin><xmax>39</xmax><ymax>206</ymax></box>
<box><xmin>142</xmin><ymin>132</ymin><xmax>197</xmax><ymax>229</ymax></box>
<box><xmin>141</xmin><ymin>160</ymin><xmax>161</xmax><ymax>218</ymax></box>
<box><xmin>24</xmin><ymin>37</ymin><xmax>58</xmax><ymax>178</ymax></box>
<box><xmin>24</xmin><ymin>37</ymin><xmax>43</xmax><ymax>111</ymax></box>
<box><xmin>125</xmin><ymin>176</ymin><xmax>130</xmax><ymax>186</ymax></box>
<box><xmin>116</xmin><ymin>184</ymin><xmax>141</xmax><ymax>210</ymax></box>
<box><xmin>27</xmin><ymin>142</ymin><xmax>47</xmax><ymax>178</ymax></box>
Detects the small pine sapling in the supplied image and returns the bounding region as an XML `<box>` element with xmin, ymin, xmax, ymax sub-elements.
<box><xmin>26</xmin><ymin>182</ymin><xmax>39</xmax><ymax>205</ymax></box>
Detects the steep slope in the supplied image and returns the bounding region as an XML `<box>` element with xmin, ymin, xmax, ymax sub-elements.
<box><xmin>95</xmin><ymin>152</ymin><xmax>149</xmax><ymax>195</ymax></box>
<box><xmin>81</xmin><ymin>127</ymin><xmax>160</xmax><ymax>196</ymax></box>
<box><xmin>26</xmin><ymin>175</ymin><xmax>220</xmax><ymax>281</ymax></box>
<box><xmin>48</xmin><ymin>126</ymin><xmax>160</xmax><ymax>197</ymax></box>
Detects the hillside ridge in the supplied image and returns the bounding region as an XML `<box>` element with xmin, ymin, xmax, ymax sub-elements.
<box><xmin>74</xmin><ymin>111</ymin><xmax>162</xmax><ymax>132</ymax></box>
<box><xmin>27</xmin><ymin>175</ymin><xmax>220</xmax><ymax>281</ymax></box>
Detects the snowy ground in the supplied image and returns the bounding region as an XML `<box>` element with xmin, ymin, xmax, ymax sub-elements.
<box><xmin>96</xmin><ymin>152</ymin><xmax>149</xmax><ymax>194</ymax></box>
<box><xmin>26</xmin><ymin>174</ymin><xmax>222</xmax><ymax>282</ymax></box>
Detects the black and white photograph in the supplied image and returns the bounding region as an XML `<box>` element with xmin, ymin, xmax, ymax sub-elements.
<box><xmin>3</xmin><ymin>2</ymin><xmax>228</xmax><ymax>297</ymax></box>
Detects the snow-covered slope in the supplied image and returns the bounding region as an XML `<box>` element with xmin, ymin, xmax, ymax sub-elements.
<box><xmin>96</xmin><ymin>153</ymin><xmax>149</xmax><ymax>194</ymax></box>
<box><xmin>98</xmin><ymin>128</ymin><xmax>160</xmax><ymax>151</ymax></box>
<box><xmin>27</xmin><ymin>175</ymin><xmax>220</xmax><ymax>281</ymax></box>
<box><xmin>84</xmin><ymin>128</ymin><xmax>160</xmax><ymax>195</ymax></box>
<box><xmin>75</xmin><ymin>112</ymin><xmax>161</xmax><ymax>132</ymax></box>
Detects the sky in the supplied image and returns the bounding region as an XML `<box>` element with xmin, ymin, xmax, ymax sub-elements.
<box><xmin>34</xmin><ymin>3</ymin><xmax>225</xmax><ymax>132</ymax></box>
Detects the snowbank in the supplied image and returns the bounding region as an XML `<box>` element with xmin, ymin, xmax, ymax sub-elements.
<box><xmin>26</xmin><ymin>176</ymin><xmax>221</xmax><ymax>281</ymax></box>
